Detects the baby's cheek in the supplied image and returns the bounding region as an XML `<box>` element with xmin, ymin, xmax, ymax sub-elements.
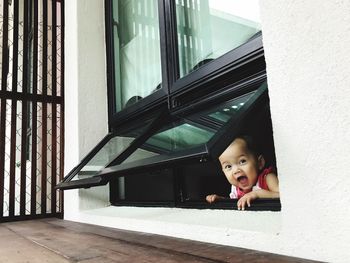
<box><xmin>226</xmin><ymin>175</ymin><xmax>237</xmax><ymax>186</ymax></box>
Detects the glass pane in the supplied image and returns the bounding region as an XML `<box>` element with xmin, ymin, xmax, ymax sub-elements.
<box><xmin>206</xmin><ymin>91</ymin><xmax>256</xmax><ymax>123</ymax></box>
<box><xmin>116</xmin><ymin>169</ymin><xmax>174</xmax><ymax>202</ymax></box>
<box><xmin>176</xmin><ymin>0</ymin><xmax>261</xmax><ymax>77</ymax></box>
<box><xmin>71</xmin><ymin>136</ymin><xmax>135</xmax><ymax>181</ymax></box>
<box><xmin>124</xmin><ymin>122</ymin><xmax>215</xmax><ymax>163</ymax></box>
<box><xmin>112</xmin><ymin>0</ymin><xmax>162</xmax><ymax>112</ymax></box>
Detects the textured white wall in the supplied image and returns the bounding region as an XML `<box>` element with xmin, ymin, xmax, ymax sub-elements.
<box><xmin>64</xmin><ymin>0</ymin><xmax>109</xmax><ymax>220</ymax></box>
<box><xmin>260</xmin><ymin>1</ymin><xmax>350</xmax><ymax>262</ymax></box>
<box><xmin>64</xmin><ymin>1</ymin><xmax>350</xmax><ymax>262</ymax></box>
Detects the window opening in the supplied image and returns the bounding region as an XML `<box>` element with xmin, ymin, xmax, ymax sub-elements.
<box><xmin>98</xmin><ymin>81</ymin><xmax>266</xmax><ymax>181</ymax></box>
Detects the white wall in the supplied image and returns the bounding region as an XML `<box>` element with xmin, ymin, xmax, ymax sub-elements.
<box><xmin>260</xmin><ymin>1</ymin><xmax>350</xmax><ymax>262</ymax></box>
<box><xmin>64</xmin><ymin>1</ymin><xmax>350</xmax><ymax>262</ymax></box>
<box><xmin>64</xmin><ymin>0</ymin><xmax>109</xmax><ymax>220</ymax></box>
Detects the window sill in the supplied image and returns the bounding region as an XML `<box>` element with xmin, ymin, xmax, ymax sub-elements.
<box><xmin>65</xmin><ymin>205</ymin><xmax>282</xmax><ymax>244</ymax></box>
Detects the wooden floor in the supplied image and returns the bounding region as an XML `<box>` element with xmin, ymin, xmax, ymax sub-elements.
<box><xmin>0</xmin><ymin>218</ymin><xmax>319</xmax><ymax>263</ymax></box>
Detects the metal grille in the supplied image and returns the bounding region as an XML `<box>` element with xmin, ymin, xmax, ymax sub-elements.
<box><xmin>0</xmin><ymin>0</ymin><xmax>64</xmax><ymax>221</ymax></box>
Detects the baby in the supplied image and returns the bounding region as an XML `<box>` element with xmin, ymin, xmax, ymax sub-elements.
<box><xmin>206</xmin><ymin>135</ymin><xmax>279</xmax><ymax>210</ymax></box>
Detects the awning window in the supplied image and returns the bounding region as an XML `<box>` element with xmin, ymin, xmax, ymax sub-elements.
<box><xmin>56</xmin><ymin>81</ymin><xmax>268</xmax><ymax>190</ymax></box>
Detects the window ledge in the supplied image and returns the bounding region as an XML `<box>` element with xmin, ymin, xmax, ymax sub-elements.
<box><xmin>65</xmin><ymin>206</ymin><xmax>282</xmax><ymax>249</ymax></box>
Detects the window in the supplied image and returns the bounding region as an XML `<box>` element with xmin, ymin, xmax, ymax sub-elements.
<box><xmin>57</xmin><ymin>0</ymin><xmax>279</xmax><ymax>211</ymax></box>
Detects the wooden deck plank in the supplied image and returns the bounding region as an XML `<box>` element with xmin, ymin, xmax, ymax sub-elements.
<box><xmin>0</xmin><ymin>218</ymin><xmax>321</xmax><ymax>263</ymax></box>
<box><xmin>0</xmin><ymin>224</ymin><xmax>69</xmax><ymax>263</ymax></box>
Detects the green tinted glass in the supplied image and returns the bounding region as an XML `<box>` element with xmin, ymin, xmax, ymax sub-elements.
<box><xmin>112</xmin><ymin>0</ymin><xmax>162</xmax><ymax>112</ymax></box>
<box><xmin>146</xmin><ymin>123</ymin><xmax>214</xmax><ymax>152</ymax></box>
<box><xmin>71</xmin><ymin>136</ymin><xmax>135</xmax><ymax>181</ymax></box>
<box><xmin>176</xmin><ymin>0</ymin><xmax>261</xmax><ymax>77</ymax></box>
<box><xmin>124</xmin><ymin>122</ymin><xmax>215</xmax><ymax>163</ymax></box>
<box><xmin>206</xmin><ymin>92</ymin><xmax>256</xmax><ymax>123</ymax></box>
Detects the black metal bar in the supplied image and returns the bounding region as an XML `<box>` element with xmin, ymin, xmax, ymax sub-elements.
<box><xmin>9</xmin><ymin>99</ymin><xmax>17</xmax><ymax>217</ymax></box>
<box><xmin>31</xmin><ymin>103</ymin><xmax>37</xmax><ymax>215</ymax></box>
<box><xmin>0</xmin><ymin>100</ymin><xmax>6</xmax><ymax>216</ymax></box>
<box><xmin>20</xmin><ymin>0</ymin><xmax>30</xmax><ymax>216</ymax></box>
<box><xmin>52</xmin><ymin>0</ymin><xmax>57</xmax><ymax>96</ymax></box>
<box><xmin>51</xmin><ymin>104</ymin><xmax>57</xmax><ymax>213</ymax></box>
<box><xmin>31</xmin><ymin>0</ymin><xmax>39</xmax><ymax>215</ymax></box>
<box><xmin>1</xmin><ymin>0</ymin><xmax>9</xmax><ymax>92</ymax></box>
<box><xmin>12</xmin><ymin>0</ymin><xmax>19</xmax><ymax>93</ymax></box>
<box><xmin>59</xmin><ymin>0</ymin><xmax>65</xmax><ymax>214</ymax></box>
<box><xmin>42</xmin><ymin>0</ymin><xmax>48</xmax><ymax>207</ymax></box>
<box><xmin>22</xmin><ymin>0</ymin><xmax>30</xmax><ymax>94</ymax></box>
<box><xmin>33</xmin><ymin>0</ymin><xmax>38</xmax><ymax>95</ymax></box>
<box><xmin>42</xmin><ymin>0</ymin><xmax>48</xmax><ymax>96</ymax></box>
<box><xmin>41</xmin><ymin>103</ymin><xmax>47</xmax><ymax>214</ymax></box>
<box><xmin>0</xmin><ymin>0</ymin><xmax>8</xmax><ymax>218</ymax></box>
<box><xmin>0</xmin><ymin>90</ymin><xmax>63</xmax><ymax>103</ymax></box>
<box><xmin>104</xmin><ymin>0</ymin><xmax>117</xmax><ymax>127</ymax></box>
<box><xmin>50</xmin><ymin>0</ymin><xmax>57</xmax><ymax>214</ymax></box>
<box><xmin>9</xmin><ymin>0</ymin><xmax>21</xmax><ymax>216</ymax></box>
<box><xmin>20</xmin><ymin>101</ymin><xmax>28</xmax><ymax>215</ymax></box>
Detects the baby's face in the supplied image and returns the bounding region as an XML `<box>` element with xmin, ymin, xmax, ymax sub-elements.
<box><xmin>219</xmin><ymin>138</ymin><xmax>261</xmax><ymax>192</ymax></box>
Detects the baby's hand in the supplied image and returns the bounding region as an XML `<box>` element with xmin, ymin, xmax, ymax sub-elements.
<box><xmin>206</xmin><ymin>194</ymin><xmax>221</xmax><ymax>203</ymax></box>
<box><xmin>237</xmin><ymin>192</ymin><xmax>258</xmax><ymax>210</ymax></box>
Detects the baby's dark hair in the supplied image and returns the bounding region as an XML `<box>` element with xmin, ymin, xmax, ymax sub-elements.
<box><xmin>233</xmin><ymin>135</ymin><xmax>262</xmax><ymax>157</ymax></box>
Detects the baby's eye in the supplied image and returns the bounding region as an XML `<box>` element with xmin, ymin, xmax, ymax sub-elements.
<box><xmin>224</xmin><ymin>164</ymin><xmax>232</xmax><ymax>170</ymax></box>
<box><xmin>239</xmin><ymin>159</ymin><xmax>247</xmax><ymax>165</ymax></box>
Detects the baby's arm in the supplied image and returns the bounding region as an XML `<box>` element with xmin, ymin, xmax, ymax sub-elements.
<box><xmin>237</xmin><ymin>173</ymin><xmax>279</xmax><ymax>210</ymax></box>
<box><xmin>206</xmin><ymin>194</ymin><xmax>226</xmax><ymax>203</ymax></box>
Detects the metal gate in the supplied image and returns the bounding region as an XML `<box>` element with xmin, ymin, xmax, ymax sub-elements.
<box><xmin>0</xmin><ymin>0</ymin><xmax>64</xmax><ymax>222</ymax></box>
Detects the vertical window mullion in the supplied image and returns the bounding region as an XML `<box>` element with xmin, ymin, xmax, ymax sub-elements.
<box><xmin>105</xmin><ymin>0</ymin><xmax>117</xmax><ymax>126</ymax></box>
<box><xmin>158</xmin><ymin>0</ymin><xmax>179</xmax><ymax>103</ymax></box>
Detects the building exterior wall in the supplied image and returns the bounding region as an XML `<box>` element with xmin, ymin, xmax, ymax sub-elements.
<box><xmin>64</xmin><ymin>0</ymin><xmax>108</xmax><ymax>219</ymax></box>
<box><xmin>64</xmin><ymin>1</ymin><xmax>350</xmax><ymax>262</ymax></box>
<box><xmin>260</xmin><ymin>1</ymin><xmax>350</xmax><ymax>261</ymax></box>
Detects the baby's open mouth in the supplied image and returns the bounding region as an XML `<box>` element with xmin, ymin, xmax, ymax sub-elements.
<box><xmin>237</xmin><ymin>175</ymin><xmax>249</xmax><ymax>186</ymax></box>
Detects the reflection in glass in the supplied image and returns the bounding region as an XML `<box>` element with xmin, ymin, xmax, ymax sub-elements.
<box><xmin>124</xmin><ymin>122</ymin><xmax>215</xmax><ymax>163</ymax></box>
<box><xmin>206</xmin><ymin>91</ymin><xmax>256</xmax><ymax>123</ymax></box>
<box><xmin>122</xmin><ymin>89</ymin><xmax>259</xmax><ymax>165</ymax></box>
<box><xmin>112</xmin><ymin>0</ymin><xmax>162</xmax><ymax>112</ymax></box>
<box><xmin>117</xmin><ymin>169</ymin><xmax>174</xmax><ymax>202</ymax></box>
<box><xmin>72</xmin><ymin>136</ymin><xmax>134</xmax><ymax>181</ymax></box>
<box><xmin>176</xmin><ymin>0</ymin><xmax>261</xmax><ymax>77</ymax></box>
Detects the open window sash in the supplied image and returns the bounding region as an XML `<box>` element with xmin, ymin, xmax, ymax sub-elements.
<box><xmin>57</xmin><ymin>81</ymin><xmax>268</xmax><ymax>190</ymax></box>
<box><xmin>56</xmin><ymin>110</ymin><xmax>168</xmax><ymax>190</ymax></box>
<box><xmin>98</xmin><ymin>81</ymin><xmax>268</xmax><ymax>181</ymax></box>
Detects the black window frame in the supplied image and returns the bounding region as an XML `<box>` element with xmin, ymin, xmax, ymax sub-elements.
<box><xmin>57</xmin><ymin>0</ymin><xmax>280</xmax><ymax>211</ymax></box>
